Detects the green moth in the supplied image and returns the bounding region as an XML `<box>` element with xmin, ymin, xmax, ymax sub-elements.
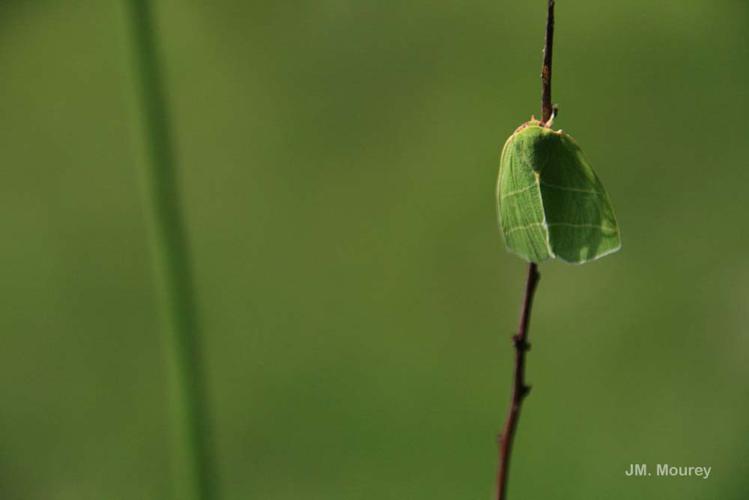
<box><xmin>497</xmin><ymin>119</ymin><xmax>621</xmax><ymax>264</ymax></box>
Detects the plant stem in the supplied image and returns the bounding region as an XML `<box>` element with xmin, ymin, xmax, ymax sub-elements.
<box><xmin>541</xmin><ymin>0</ymin><xmax>555</xmax><ymax>124</ymax></box>
<box><xmin>125</xmin><ymin>2</ymin><xmax>217</xmax><ymax>499</ymax></box>
<box><xmin>495</xmin><ymin>263</ymin><xmax>540</xmax><ymax>500</ymax></box>
<box><xmin>496</xmin><ymin>2</ymin><xmax>554</xmax><ymax>499</ymax></box>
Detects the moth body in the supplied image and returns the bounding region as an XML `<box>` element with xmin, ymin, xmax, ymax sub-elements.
<box><xmin>497</xmin><ymin>120</ymin><xmax>621</xmax><ymax>264</ymax></box>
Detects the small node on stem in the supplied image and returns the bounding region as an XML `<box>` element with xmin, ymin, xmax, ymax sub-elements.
<box><xmin>512</xmin><ymin>335</ymin><xmax>531</xmax><ymax>352</ymax></box>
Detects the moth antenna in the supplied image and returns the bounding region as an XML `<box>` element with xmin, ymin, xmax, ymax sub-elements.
<box><xmin>544</xmin><ymin>105</ymin><xmax>559</xmax><ymax>128</ymax></box>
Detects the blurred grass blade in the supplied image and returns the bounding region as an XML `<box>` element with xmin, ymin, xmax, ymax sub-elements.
<box><xmin>124</xmin><ymin>1</ymin><xmax>217</xmax><ymax>499</ymax></box>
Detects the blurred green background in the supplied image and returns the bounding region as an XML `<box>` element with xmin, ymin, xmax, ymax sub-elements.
<box><xmin>2</xmin><ymin>1</ymin><xmax>748</xmax><ymax>498</ymax></box>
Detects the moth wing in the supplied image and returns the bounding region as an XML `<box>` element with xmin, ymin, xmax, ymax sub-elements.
<box><xmin>497</xmin><ymin>128</ymin><xmax>554</xmax><ymax>263</ymax></box>
<box><xmin>538</xmin><ymin>133</ymin><xmax>621</xmax><ymax>264</ymax></box>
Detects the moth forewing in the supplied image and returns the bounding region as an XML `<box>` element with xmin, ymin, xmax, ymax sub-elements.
<box><xmin>498</xmin><ymin>123</ymin><xmax>554</xmax><ymax>263</ymax></box>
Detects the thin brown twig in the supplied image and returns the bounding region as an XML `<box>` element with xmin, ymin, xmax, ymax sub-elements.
<box><xmin>541</xmin><ymin>0</ymin><xmax>555</xmax><ymax>124</ymax></box>
<box><xmin>496</xmin><ymin>1</ymin><xmax>554</xmax><ymax>499</ymax></box>
<box><xmin>495</xmin><ymin>263</ymin><xmax>540</xmax><ymax>500</ymax></box>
